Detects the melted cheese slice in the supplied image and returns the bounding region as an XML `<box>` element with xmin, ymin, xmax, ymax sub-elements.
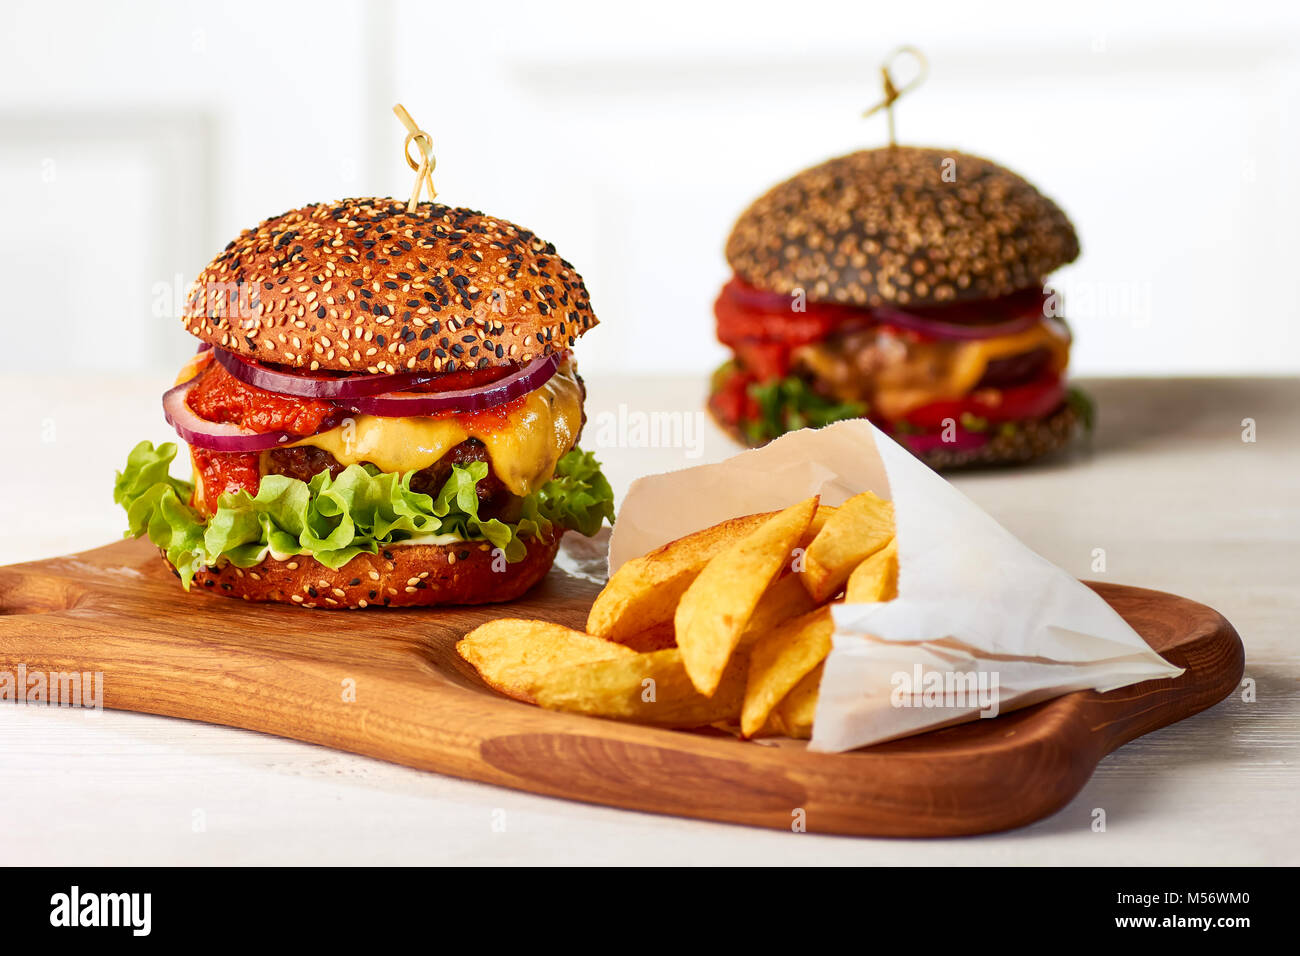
<box><xmin>945</xmin><ymin>321</ymin><xmax>1070</xmax><ymax>396</ymax></box>
<box><xmin>810</xmin><ymin>320</ymin><xmax>1071</xmax><ymax>420</ymax></box>
<box><xmin>283</xmin><ymin>363</ymin><xmax>583</xmax><ymax>497</ymax></box>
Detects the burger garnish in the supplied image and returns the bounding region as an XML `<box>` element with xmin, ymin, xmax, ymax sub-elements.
<box><xmin>710</xmin><ymin>146</ymin><xmax>1091</xmax><ymax>467</ymax></box>
<box><xmin>116</xmin><ymin>199</ymin><xmax>614</xmax><ymax>607</ymax></box>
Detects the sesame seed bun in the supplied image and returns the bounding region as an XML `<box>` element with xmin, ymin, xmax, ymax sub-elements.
<box><xmin>171</xmin><ymin>532</ymin><xmax>562</xmax><ymax>609</ymax></box>
<box><xmin>725</xmin><ymin>147</ymin><xmax>1079</xmax><ymax>308</ymax></box>
<box><xmin>182</xmin><ymin>199</ymin><xmax>597</xmax><ymax>374</ymax></box>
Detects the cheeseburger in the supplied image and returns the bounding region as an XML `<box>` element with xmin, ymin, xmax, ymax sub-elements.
<box><xmin>115</xmin><ymin>199</ymin><xmax>614</xmax><ymax>608</ymax></box>
<box><xmin>710</xmin><ymin>146</ymin><xmax>1090</xmax><ymax>467</ymax></box>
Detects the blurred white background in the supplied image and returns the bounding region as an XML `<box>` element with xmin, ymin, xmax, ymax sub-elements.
<box><xmin>2</xmin><ymin>0</ymin><xmax>1297</xmax><ymax>379</ymax></box>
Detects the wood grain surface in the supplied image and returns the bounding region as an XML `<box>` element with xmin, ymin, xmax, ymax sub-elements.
<box><xmin>0</xmin><ymin>536</ymin><xmax>1243</xmax><ymax>837</ymax></box>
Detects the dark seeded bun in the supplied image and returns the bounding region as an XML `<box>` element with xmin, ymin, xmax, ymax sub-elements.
<box><xmin>725</xmin><ymin>147</ymin><xmax>1079</xmax><ymax>308</ymax></box>
<box><xmin>182</xmin><ymin>199</ymin><xmax>597</xmax><ymax>374</ymax></box>
<box><xmin>706</xmin><ymin>403</ymin><xmax>1079</xmax><ymax>471</ymax></box>
<box><xmin>172</xmin><ymin>533</ymin><xmax>562</xmax><ymax>609</ymax></box>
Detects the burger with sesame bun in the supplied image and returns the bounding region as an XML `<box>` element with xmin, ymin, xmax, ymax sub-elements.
<box><xmin>114</xmin><ymin>199</ymin><xmax>614</xmax><ymax>608</ymax></box>
<box><xmin>710</xmin><ymin>146</ymin><xmax>1093</xmax><ymax>468</ymax></box>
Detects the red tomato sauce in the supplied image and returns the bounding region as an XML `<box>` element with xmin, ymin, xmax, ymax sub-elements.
<box><xmin>191</xmin><ymin>447</ymin><xmax>262</xmax><ymax>507</ymax></box>
<box><xmin>187</xmin><ymin>361</ymin><xmax>337</xmax><ymax>435</ymax></box>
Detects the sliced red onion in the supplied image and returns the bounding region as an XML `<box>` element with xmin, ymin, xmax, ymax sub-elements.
<box><xmin>215</xmin><ymin>346</ymin><xmax>563</xmax><ymax>406</ymax></box>
<box><xmin>336</xmin><ymin>353</ymin><xmax>562</xmax><ymax>417</ymax></box>
<box><xmin>213</xmin><ymin>346</ymin><xmax>442</xmax><ymax>399</ymax></box>
<box><xmin>724</xmin><ymin>279</ymin><xmax>862</xmax><ymax>319</ymax></box>
<box><xmin>895</xmin><ymin>429</ymin><xmax>989</xmax><ymax>455</ymax></box>
<box><xmin>724</xmin><ymin>278</ymin><xmax>1055</xmax><ymax>342</ymax></box>
<box><xmin>873</xmin><ymin>306</ymin><xmax>1043</xmax><ymax>342</ymax></box>
<box><xmin>162</xmin><ymin>380</ymin><xmax>339</xmax><ymax>452</ymax></box>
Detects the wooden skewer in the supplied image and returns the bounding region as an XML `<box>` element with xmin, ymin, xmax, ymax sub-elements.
<box><xmin>393</xmin><ymin>103</ymin><xmax>437</xmax><ymax>211</ymax></box>
<box><xmin>861</xmin><ymin>46</ymin><xmax>929</xmax><ymax>147</ymax></box>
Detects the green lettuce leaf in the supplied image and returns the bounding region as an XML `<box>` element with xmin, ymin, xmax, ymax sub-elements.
<box><xmin>114</xmin><ymin>440</ymin><xmax>616</xmax><ymax>589</ymax></box>
<box><xmin>744</xmin><ymin>373</ymin><xmax>867</xmax><ymax>444</ymax></box>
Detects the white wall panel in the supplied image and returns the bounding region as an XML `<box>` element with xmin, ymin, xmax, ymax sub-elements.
<box><xmin>1</xmin><ymin>0</ymin><xmax>1296</xmax><ymax>376</ymax></box>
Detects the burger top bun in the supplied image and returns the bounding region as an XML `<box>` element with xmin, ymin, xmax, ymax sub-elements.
<box><xmin>182</xmin><ymin>199</ymin><xmax>598</xmax><ymax>374</ymax></box>
<box><xmin>725</xmin><ymin>146</ymin><xmax>1079</xmax><ymax>309</ymax></box>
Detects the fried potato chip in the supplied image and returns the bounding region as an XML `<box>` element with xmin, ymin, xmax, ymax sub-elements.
<box><xmin>586</xmin><ymin>511</ymin><xmax>777</xmax><ymax>644</ymax></box>
<box><xmin>675</xmin><ymin>496</ymin><xmax>819</xmax><ymax>696</ymax></box>
<box><xmin>533</xmin><ymin>648</ymin><xmax>748</xmax><ymax>728</ymax></box>
<box><xmin>764</xmin><ymin>662</ymin><xmax>823</xmax><ymax>740</ymax></box>
<box><xmin>740</xmin><ymin>606</ymin><xmax>833</xmax><ymax>737</ymax></box>
<box><xmin>736</xmin><ymin>573</ymin><xmax>820</xmax><ymax>648</ymax></box>
<box><xmin>457</xmin><ymin>620</ymin><xmax>634</xmax><ymax>703</ymax></box>
<box><xmin>844</xmin><ymin>537</ymin><xmax>899</xmax><ymax>604</ymax></box>
<box><xmin>801</xmin><ymin>491</ymin><xmax>895</xmax><ymax>602</ymax></box>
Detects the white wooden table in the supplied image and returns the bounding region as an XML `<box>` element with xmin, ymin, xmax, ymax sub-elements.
<box><xmin>1</xmin><ymin>374</ymin><xmax>1295</xmax><ymax>865</ymax></box>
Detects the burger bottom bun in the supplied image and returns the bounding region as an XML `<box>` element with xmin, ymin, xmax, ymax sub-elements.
<box><xmin>709</xmin><ymin>402</ymin><xmax>1080</xmax><ymax>471</ymax></box>
<box><xmin>170</xmin><ymin>533</ymin><xmax>563</xmax><ymax>609</ymax></box>
<box><xmin>916</xmin><ymin>403</ymin><xmax>1079</xmax><ymax>470</ymax></box>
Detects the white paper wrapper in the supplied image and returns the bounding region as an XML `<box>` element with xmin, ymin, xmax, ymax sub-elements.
<box><xmin>608</xmin><ymin>419</ymin><xmax>1184</xmax><ymax>753</ymax></box>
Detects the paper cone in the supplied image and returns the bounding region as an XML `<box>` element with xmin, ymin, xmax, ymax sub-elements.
<box><xmin>608</xmin><ymin>419</ymin><xmax>1184</xmax><ymax>753</ymax></box>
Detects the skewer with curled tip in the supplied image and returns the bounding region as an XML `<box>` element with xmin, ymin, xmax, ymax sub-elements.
<box><xmin>861</xmin><ymin>46</ymin><xmax>929</xmax><ymax>147</ymax></box>
<box><xmin>393</xmin><ymin>103</ymin><xmax>437</xmax><ymax>212</ymax></box>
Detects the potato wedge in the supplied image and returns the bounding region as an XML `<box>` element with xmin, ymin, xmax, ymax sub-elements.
<box><xmin>675</xmin><ymin>496</ymin><xmax>819</xmax><ymax>696</ymax></box>
<box><xmin>801</xmin><ymin>491</ymin><xmax>895</xmax><ymax>602</ymax></box>
<box><xmin>616</xmin><ymin>620</ymin><xmax>678</xmax><ymax>653</ymax></box>
<box><xmin>736</xmin><ymin>573</ymin><xmax>820</xmax><ymax>648</ymax></box>
<box><xmin>799</xmin><ymin>504</ymin><xmax>838</xmax><ymax>548</ymax></box>
<box><xmin>457</xmin><ymin>620</ymin><xmax>634</xmax><ymax>703</ymax></box>
<box><xmin>533</xmin><ymin>647</ymin><xmax>748</xmax><ymax>728</ymax></box>
<box><xmin>740</xmin><ymin>606</ymin><xmax>833</xmax><ymax>737</ymax></box>
<box><xmin>844</xmin><ymin>537</ymin><xmax>899</xmax><ymax>604</ymax></box>
<box><xmin>764</xmin><ymin>662</ymin><xmax>823</xmax><ymax>739</ymax></box>
<box><xmin>586</xmin><ymin>511</ymin><xmax>777</xmax><ymax>644</ymax></box>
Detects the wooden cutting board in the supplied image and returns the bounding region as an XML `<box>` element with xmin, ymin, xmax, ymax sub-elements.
<box><xmin>0</xmin><ymin>536</ymin><xmax>1242</xmax><ymax>837</ymax></box>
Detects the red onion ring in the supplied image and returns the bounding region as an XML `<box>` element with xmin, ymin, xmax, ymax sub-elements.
<box><xmin>873</xmin><ymin>306</ymin><xmax>1044</xmax><ymax>342</ymax></box>
<box><xmin>214</xmin><ymin>347</ymin><xmax>563</xmax><ymax>415</ymax></box>
<box><xmin>334</xmin><ymin>353</ymin><xmax>562</xmax><ymax>417</ymax></box>
<box><xmin>162</xmin><ymin>380</ymin><xmax>341</xmax><ymax>453</ymax></box>
<box><xmin>894</xmin><ymin>429</ymin><xmax>990</xmax><ymax>455</ymax></box>
<box><xmin>723</xmin><ymin>280</ymin><xmax>864</xmax><ymax>321</ymax></box>
<box><xmin>213</xmin><ymin>347</ymin><xmax>446</xmax><ymax>399</ymax></box>
<box><xmin>723</xmin><ymin>278</ymin><xmax>1057</xmax><ymax>342</ymax></box>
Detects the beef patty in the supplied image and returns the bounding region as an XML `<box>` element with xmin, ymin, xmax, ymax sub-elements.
<box><xmin>265</xmin><ymin>439</ymin><xmax>510</xmax><ymax>512</ymax></box>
